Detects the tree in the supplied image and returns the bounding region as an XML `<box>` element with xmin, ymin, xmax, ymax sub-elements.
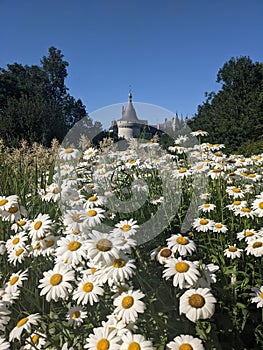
<box><xmin>188</xmin><ymin>56</ymin><xmax>263</xmax><ymax>153</ymax></box>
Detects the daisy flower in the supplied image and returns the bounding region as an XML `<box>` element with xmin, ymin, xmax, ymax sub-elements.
<box><xmin>66</xmin><ymin>306</ymin><xmax>88</xmax><ymax>327</ymax></box>
<box><xmin>84</xmin><ymin>326</ymin><xmax>121</xmax><ymax>350</ymax></box>
<box><xmin>11</xmin><ymin>218</ymin><xmax>30</xmax><ymax>233</ymax></box>
<box><xmin>72</xmin><ymin>275</ymin><xmax>104</xmax><ymax>306</ymax></box>
<box><xmin>234</xmin><ymin>207</ymin><xmax>254</xmax><ymax>218</ymax></box>
<box><xmin>246</xmin><ymin>238</ymin><xmax>263</xmax><ymax>257</ymax></box>
<box><xmin>236</xmin><ymin>229</ymin><xmax>259</xmax><ymax>243</ymax></box>
<box><xmin>42</xmin><ymin>183</ymin><xmax>62</xmax><ymax>202</ymax></box>
<box><xmin>193</xmin><ymin>263</ymin><xmax>219</xmax><ymax>288</ymax></box>
<box><xmin>150</xmin><ymin>196</ymin><xmax>164</xmax><ymax>205</ymax></box>
<box><xmin>83</xmin><ymin>147</ymin><xmax>97</xmax><ymax>161</ymax></box>
<box><xmin>0</xmin><ymin>337</ymin><xmax>10</xmax><ymax>350</ymax></box>
<box><xmin>112</xmin><ymin>219</ymin><xmax>139</xmax><ymax>238</ymax></box>
<box><xmin>226</xmin><ymin>186</ymin><xmax>245</xmax><ymax>199</ymax></box>
<box><xmin>6</xmin><ymin>232</ymin><xmax>28</xmax><ymax>252</ymax></box>
<box><xmin>104</xmin><ymin>256</ymin><xmax>136</xmax><ymax>286</ymax></box>
<box><xmin>224</xmin><ymin>245</ymin><xmax>243</xmax><ymax>259</ymax></box>
<box><xmin>166</xmin><ymin>234</ymin><xmax>196</xmax><ymax>256</ymax></box>
<box><xmin>9</xmin><ymin>313</ymin><xmax>41</xmax><ymax>342</ymax></box>
<box><xmin>63</xmin><ymin>209</ymin><xmax>89</xmax><ymax>232</ymax></box>
<box><xmin>86</xmin><ymin>230</ymin><xmax>123</xmax><ymax>264</ymax></box>
<box><xmin>0</xmin><ymin>195</ymin><xmax>19</xmax><ymax>211</ymax></box>
<box><xmin>179</xmin><ymin>288</ymin><xmax>217</xmax><ymax>323</ymax></box>
<box><xmin>251</xmin><ymin>196</ymin><xmax>263</xmax><ymax>217</ymax></box>
<box><xmin>250</xmin><ymin>286</ymin><xmax>263</xmax><ymax>308</ymax></box>
<box><xmin>29</xmin><ymin>214</ymin><xmax>53</xmax><ymax>240</ymax></box>
<box><xmin>59</xmin><ymin>147</ymin><xmax>80</xmax><ymax>161</ymax></box>
<box><xmin>212</xmin><ymin>222</ymin><xmax>228</xmax><ymax>234</ymax></box>
<box><xmin>84</xmin><ymin>194</ymin><xmax>106</xmax><ymax>208</ymax></box>
<box><xmin>192</xmin><ymin>218</ymin><xmax>215</xmax><ymax>232</ymax></box>
<box><xmin>113</xmin><ymin>289</ymin><xmax>146</xmax><ymax>323</ymax></box>
<box><xmin>38</xmin><ymin>264</ymin><xmax>75</xmax><ymax>302</ymax></box>
<box><xmin>5</xmin><ymin>269</ymin><xmax>28</xmax><ymax>293</ymax></box>
<box><xmin>226</xmin><ymin>200</ymin><xmax>247</xmax><ymax>212</ymax></box>
<box><xmin>198</xmin><ymin>203</ymin><xmax>216</xmax><ymax>213</ymax></box>
<box><xmin>8</xmin><ymin>246</ymin><xmax>28</xmax><ymax>265</ymax></box>
<box><xmin>167</xmin><ymin>334</ymin><xmax>204</xmax><ymax>350</ymax></box>
<box><xmin>1</xmin><ymin>203</ymin><xmax>27</xmax><ymax>223</ymax></box>
<box><xmin>120</xmin><ymin>332</ymin><xmax>154</xmax><ymax>350</ymax></box>
<box><xmin>191</xmin><ymin>130</ymin><xmax>208</xmax><ymax>137</ymax></box>
<box><xmin>55</xmin><ymin>235</ymin><xmax>87</xmax><ymax>266</ymax></box>
<box><xmin>155</xmin><ymin>247</ymin><xmax>174</xmax><ymax>264</ymax></box>
<box><xmin>85</xmin><ymin>208</ymin><xmax>105</xmax><ymax>227</ymax></box>
<box><xmin>21</xmin><ymin>332</ymin><xmax>46</xmax><ymax>349</ymax></box>
<box><xmin>0</xmin><ymin>301</ymin><xmax>11</xmax><ymax>331</ymax></box>
<box><xmin>163</xmin><ymin>258</ymin><xmax>200</xmax><ymax>289</ymax></box>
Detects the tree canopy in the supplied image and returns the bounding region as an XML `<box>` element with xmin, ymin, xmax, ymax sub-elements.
<box><xmin>188</xmin><ymin>56</ymin><xmax>263</xmax><ymax>153</ymax></box>
<box><xmin>0</xmin><ymin>47</ymin><xmax>102</xmax><ymax>147</ymax></box>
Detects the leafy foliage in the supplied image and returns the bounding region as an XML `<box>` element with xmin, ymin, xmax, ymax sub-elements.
<box><xmin>188</xmin><ymin>56</ymin><xmax>263</xmax><ymax>153</ymax></box>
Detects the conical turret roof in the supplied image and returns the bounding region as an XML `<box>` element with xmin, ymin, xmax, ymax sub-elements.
<box><xmin>121</xmin><ymin>92</ymin><xmax>139</xmax><ymax>121</ymax></box>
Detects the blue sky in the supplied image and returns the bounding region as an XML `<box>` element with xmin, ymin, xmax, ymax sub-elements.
<box><xmin>1</xmin><ymin>0</ymin><xmax>263</xmax><ymax>128</ymax></box>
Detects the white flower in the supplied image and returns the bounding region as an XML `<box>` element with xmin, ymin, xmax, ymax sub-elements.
<box><xmin>104</xmin><ymin>256</ymin><xmax>136</xmax><ymax>286</ymax></box>
<box><xmin>0</xmin><ymin>337</ymin><xmax>10</xmax><ymax>350</ymax></box>
<box><xmin>179</xmin><ymin>288</ymin><xmax>216</xmax><ymax>323</ymax></box>
<box><xmin>120</xmin><ymin>332</ymin><xmax>154</xmax><ymax>350</ymax></box>
<box><xmin>155</xmin><ymin>247</ymin><xmax>174</xmax><ymax>264</ymax></box>
<box><xmin>246</xmin><ymin>238</ymin><xmax>263</xmax><ymax>257</ymax></box>
<box><xmin>250</xmin><ymin>286</ymin><xmax>263</xmax><ymax>308</ymax></box>
<box><xmin>192</xmin><ymin>218</ymin><xmax>215</xmax><ymax>232</ymax></box>
<box><xmin>20</xmin><ymin>332</ymin><xmax>46</xmax><ymax>349</ymax></box>
<box><xmin>55</xmin><ymin>234</ymin><xmax>87</xmax><ymax>266</ymax></box>
<box><xmin>59</xmin><ymin>147</ymin><xmax>80</xmax><ymax>161</ymax></box>
<box><xmin>226</xmin><ymin>186</ymin><xmax>245</xmax><ymax>198</ymax></box>
<box><xmin>9</xmin><ymin>313</ymin><xmax>41</xmax><ymax>342</ymax></box>
<box><xmin>29</xmin><ymin>214</ymin><xmax>53</xmax><ymax>240</ymax></box>
<box><xmin>112</xmin><ymin>219</ymin><xmax>139</xmax><ymax>238</ymax></box>
<box><xmin>224</xmin><ymin>245</ymin><xmax>243</xmax><ymax>259</ymax></box>
<box><xmin>85</xmin><ymin>208</ymin><xmax>105</xmax><ymax>227</ymax></box>
<box><xmin>6</xmin><ymin>232</ymin><xmax>28</xmax><ymax>252</ymax></box>
<box><xmin>5</xmin><ymin>269</ymin><xmax>28</xmax><ymax>294</ymax></box>
<box><xmin>163</xmin><ymin>258</ymin><xmax>200</xmax><ymax>289</ymax></box>
<box><xmin>251</xmin><ymin>197</ymin><xmax>263</xmax><ymax>217</ymax></box>
<box><xmin>38</xmin><ymin>264</ymin><xmax>75</xmax><ymax>302</ymax></box>
<box><xmin>113</xmin><ymin>289</ymin><xmax>146</xmax><ymax>323</ymax></box>
<box><xmin>166</xmin><ymin>234</ymin><xmax>196</xmax><ymax>256</ymax></box>
<box><xmin>66</xmin><ymin>306</ymin><xmax>88</xmax><ymax>327</ymax></box>
<box><xmin>198</xmin><ymin>203</ymin><xmax>216</xmax><ymax>212</ymax></box>
<box><xmin>212</xmin><ymin>222</ymin><xmax>228</xmax><ymax>233</ymax></box>
<box><xmin>167</xmin><ymin>334</ymin><xmax>204</xmax><ymax>350</ymax></box>
<box><xmin>191</xmin><ymin>130</ymin><xmax>208</xmax><ymax>137</ymax></box>
<box><xmin>72</xmin><ymin>275</ymin><xmax>104</xmax><ymax>306</ymax></box>
<box><xmin>84</xmin><ymin>326</ymin><xmax>121</xmax><ymax>350</ymax></box>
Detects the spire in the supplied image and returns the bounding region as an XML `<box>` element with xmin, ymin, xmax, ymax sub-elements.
<box><xmin>121</xmin><ymin>91</ymin><xmax>139</xmax><ymax>121</ymax></box>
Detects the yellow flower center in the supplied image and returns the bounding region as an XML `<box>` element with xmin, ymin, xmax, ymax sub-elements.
<box><xmin>88</xmin><ymin>210</ymin><xmax>97</xmax><ymax>217</ymax></box>
<box><xmin>215</xmin><ymin>223</ymin><xmax>223</xmax><ymax>229</ymax></box>
<box><xmin>97</xmin><ymin>339</ymin><xmax>110</xmax><ymax>350</ymax></box>
<box><xmin>232</xmin><ymin>187</ymin><xmax>240</xmax><ymax>193</ymax></box>
<box><xmin>46</xmin><ymin>239</ymin><xmax>55</xmax><ymax>248</ymax></box>
<box><xmin>89</xmin><ymin>184</ymin><xmax>95</xmax><ymax>189</ymax></box>
<box><xmin>252</xmin><ymin>242</ymin><xmax>262</xmax><ymax>249</ymax></box>
<box><xmin>197</xmin><ymin>129</ymin><xmax>203</xmax><ymax>132</ymax></box>
<box><xmin>241</xmin><ymin>208</ymin><xmax>250</xmax><ymax>212</ymax></box>
<box><xmin>8</xmin><ymin>206</ymin><xmax>19</xmax><ymax>213</ymax></box>
<box><xmin>128</xmin><ymin>342</ymin><xmax>141</xmax><ymax>350</ymax></box>
<box><xmin>245</xmin><ymin>231</ymin><xmax>254</xmax><ymax>236</ymax></box>
<box><xmin>17</xmin><ymin>317</ymin><xmax>28</xmax><ymax>327</ymax></box>
<box><xmin>31</xmin><ymin>334</ymin><xmax>40</xmax><ymax>344</ymax></box>
<box><xmin>176</xmin><ymin>237</ymin><xmax>188</xmax><ymax>245</ymax></box>
<box><xmin>72</xmin><ymin>213</ymin><xmax>82</xmax><ymax>222</ymax></box>
<box><xmin>89</xmin><ymin>195</ymin><xmax>97</xmax><ymax>202</ymax></box>
<box><xmin>248</xmin><ymin>173</ymin><xmax>256</xmax><ymax>178</ymax></box>
<box><xmin>122</xmin><ymin>224</ymin><xmax>131</xmax><ymax>232</ymax></box>
<box><xmin>0</xmin><ymin>199</ymin><xmax>8</xmax><ymax>206</ymax></box>
<box><xmin>204</xmin><ymin>204</ymin><xmax>210</xmax><ymax>208</ymax></box>
<box><xmin>113</xmin><ymin>258</ymin><xmax>126</xmax><ymax>268</ymax></box>
<box><xmin>68</xmin><ymin>241</ymin><xmax>81</xmax><ymax>251</ymax></box>
<box><xmin>179</xmin><ymin>345</ymin><xmax>193</xmax><ymax>350</ymax></box>
<box><xmin>175</xmin><ymin>261</ymin><xmax>189</xmax><ymax>273</ymax></box>
<box><xmin>96</xmin><ymin>239</ymin><xmax>112</xmax><ymax>252</ymax></box>
<box><xmin>258</xmin><ymin>202</ymin><xmax>263</xmax><ymax>209</ymax></box>
<box><xmin>72</xmin><ymin>310</ymin><xmax>81</xmax><ymax>319</ymax></box>
<box><xmin>52</xmin><ymin>188</ymin><xmax>60</xmax><ymax>194</ymax></box>
<box><xmin>213</xmin><ymin>168</ymin><xmax>220</xmax><ymax>173</ymax></box>
<box><xmin>122</xmin><ymin>295</ymin><xmax>134</xmax><ymax>309</ymax></box>
<box><xmin>91</xmin><ymin>267</ymin><xmax>97</xmax><ymax>274</ymax></box>
<box><xmin>228</xmin><ymin>246</ymin><xmax>237</xmax><ymax>252</ymax></box>
<box><xmin>82</xmin><ymin>282</ymin><xmax>94</xmax><ymax>292</ymax></box>
<box><xmin>18</xmin><ymin>220</ymin><xmax>26</xmax><ymax>226</ymax></box>
<box><xmin>129</xmin><ymin>159</ymin><xmax>137</xmax><ymax>164</ymax></box>
<box><xmin>233</xmin><ymin>201</ymin><xmax>241</xmax><ymax>205</ymax></box>
<box><xmin>160</xmin><ymin>248</ymin><xmax>172</xmax><ymax>257</ymax></box>
<box><xmin>189</xmin><ymin>293</ymin><xmax>205</xmax><ymax>308</ymax></box>
<box><xmin>50</xmin><ymin>273</ymin><xmax>62</xmax><ymax>286</ymax></box>
<box><xmin>12</xmin><ymin>237</ymin><xmax>20</xmax><ymax>245</ymax></box>
<box><xmin>65</xmin><ymin>148</ymin><xmax>73</xmax><ymax>153</ymax></box>
<box><xmin>260</xmin><ymin>292</ymin><xmax>263</xmax><ymax>299</ymax></box>
<box><xmin>179</xmin><ymin>168</ymin><xmax>186</xmax><ymax>173</ymax></box>
<box><xmin>15</xmin><ymin>248</ymin><xmax>24</xmax><ymax>256</ymax></box>
<box><xmin>34</xmin><ymin>221</ymin><xmax>42</xmax><ymax>230</ymax></box>
<box><xmin>200</xmin><ymin>219</ymin><xmax>208</xmax><ymax>225</ymax></box>
<box><xmin>10</xmin><ymin>276</ymin><xmax>19</xmax><ymax>285</ymax></box>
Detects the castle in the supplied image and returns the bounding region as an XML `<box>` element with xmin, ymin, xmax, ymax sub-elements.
<box><xmin>110</xmin><ymin>92</ymin><xmax>188</xmax><ymax>139</ymax></box>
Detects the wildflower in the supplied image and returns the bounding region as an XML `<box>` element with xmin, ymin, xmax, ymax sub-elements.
<box><xmin>84</xmin><ymin>326</ymin><xmax>121</xmax><ymax>350</ymax></box>
<box><xmin>252</xmin><ymin>195</ymin><xmax>263</xmax><ymax>217</ymax></box>
<box><xmin>86</xmin><ymin>230</ymin><xmax>123</xmax><ymax>264</ymax></box>
<box><xmin>192</xmin><ymin>218</ymin><xmax>215</xmax><ymax>232</ymax></box>
<box><xmin>198</xmin><ymin>203</ymin><xmax>216</xmax><ymax>213</ymax></box>
<box><xmin>166</xmin><ymin>234</ymin><xmax>196</xmax><ymax>256</ymax></box>
<box><xmin>213</xmin><ymin>222</ymin><xmax>228</xmax><ymax>233</ymax></box>
<box><xmin>72</xmin><ymin>275</ymin><xmax>104</xmax><ymax>306</ymax></box>
<box><xmin>224</xmin><ymin>245</ymin><xmax>243</xmax><ymax>259</ymax></box>
<box><xmin>0</xmin><ymin>301</ymin><xmax>11</xmax><ymax>331</ymax></box>
<box><xmin>59</xmin><ymin>147</ymin><xmax>80</xmax><ymax>161</ymax></box>
<box><xmin>120</xmin><ymin>332</ymin><xmax>154</xmax><ymax>350</ymax></box>
<box><xmin>112</xmin><ymin>219</ymin><xmax>139</xmax><ymax>238</ymax></box>
<box><xmin>38</xmin><ymin>264</ymin><xmax>75</xmax><ymax>302</ymax></box>
<box><xmin>155</xmin><ymin>247</ymin><xmax>174</xmax><ymax>264</ymax></box>
<box><xmin>163</xmin><ymin>257</ymin><xmax>200</xmax><ymax>289</ymax></box>
<box><xmin>234</xmin><ymin>207</ymin><xmax>254</xmax><ymax>218</ymax></box>
<box><xmin>167</xmin><ymin>334</ymin><xmax>204</xmax><ymax>350</ymax></box>
<box><xmin>5</xmin><ymin>269</ymin><xmax>28</xmax><ymax>293</ymax></box>
<box><xmin>236</xmin><ymin>229</ymin><xmax>259</xmax><ymax>243</ymax></box>
<box><xmin>104</xmin><ymin>256</ymin><xmax>136</xmax><ymax>286</ymax></box>
<box><xmin>0</xmin><ymin>337</ymin><xmax>10</xmax><ymax>349</ymax></box>
<box><xmin>83</xmin><ymin>147</ymin><xmax>97</xmax><ymax>161</ymax></box>
<box><xmin>226</xmin><ymin>186</ymin><xmax>245</xmax><ymax>199</ymax></box>
<box><xmin>191</xmin><ymin>130</ymin><xmax>208</xmax><ymax>137</ymax></box>
<box><xmin>150</xmin><ymin>195</ymin><xmax>164</xmax><ymax>205</ymax></box>
<box><xmin>84</xmin><ymin>194</ymin><xmax>106</xmax><ymax>208</ymax></box>
<box><xmin>250</xmin><ymin>286</ymin><xmax>263</xmax><ymax>308</ymax></box>
<box><xmin>246</xmin><ymin>238</ymin><xmax>263</xmax><ymax>257</ymax></box>
<box><xmin>179</xmin><ymin>288</ymin><xmax>216</xmax><ymax>323</ymax></box>
<box><xmin>226</xmin><ymin>200</ymin><xmax>247</xmax><ymax>212</ymax></box>
<box><xmin>8</xmin><ymin>246</ymin><xmax>28</xmax><ymax>265</ymax></box>
<box><xmin>85</xmin><ymin>208</ymin><xmax>105</xmax><ymax>227</ymax></box>
<box><xmin>42</xmin><ymin>183</ymin><xmax>62</xmax><ymax>202</ymax></box>
<box><xmin>113</xmin><ymin>289</ymin><xmax>146</xmax><ymax>323</ymax></box>
<box><xmin>6</xmin><ymin>232</ymin><xmax>28</xmax><ymax>252</ymax></box>
<box><xmin>0</xmin><ymin>195</ymin><xmax>19</xmax><ymax>211</ymax></box>
<box><xmin>55</xmin><ymin>235</ymin><xmax>87</xmax><ymax>266</ymax></box>
<box><xmin>66</xmin><ymin>306</ymin><xmax>88</xmax><ymax>327</ymax></box>
<box><xmin>11</xmin><ymin>218</ymin><xmax>30</xmax><ymax>233</ymax></box>
<box><xmin>29</xmin><ymin>214</ymin><xmax>53</xmax><ymax>240</ymax></box>
<box><xmin>63</xmin><ymin>209</ymin><xmax>88</xmax><ymax>232</ymax></box>
<box><xmin>9</xmin><ymin>313</ymin><xmax>40</xmax><ymax>342</ymax></box>
<box><xmin>194</xmin><ymin>263</ymin><xmax>219</xmax><ymax>288</ymax></box>
<box><xmin>21</xmin><ymin>332</ymin><xmax>46</xmax><ymax>349</ymax></box>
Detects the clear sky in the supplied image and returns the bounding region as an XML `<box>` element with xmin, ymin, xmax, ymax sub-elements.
<box><xmin>1</xmin><ymin>0</ymin><xmax>263</xmax><ymax>129</ymax></box>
